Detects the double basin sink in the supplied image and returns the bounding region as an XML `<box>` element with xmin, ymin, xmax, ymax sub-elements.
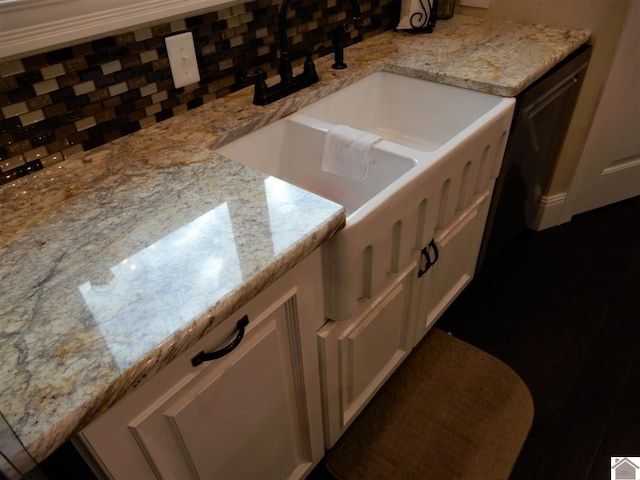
<box><xmin>217</xmin><ymin>72</ymin><xmax>515</xmax><ymax>320</ymax></box>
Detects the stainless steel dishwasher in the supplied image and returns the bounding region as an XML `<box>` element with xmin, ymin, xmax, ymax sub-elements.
<box><xmin>476</xmin><ymin>44</ymin><xmax>592</xmax><ymax>275</ymax></box>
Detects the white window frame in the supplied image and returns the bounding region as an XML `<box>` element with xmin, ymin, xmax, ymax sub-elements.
<box><xmin>0</xmin><ymin>0</ymin><xmax>236</xmax><ymax>59</ymax></box>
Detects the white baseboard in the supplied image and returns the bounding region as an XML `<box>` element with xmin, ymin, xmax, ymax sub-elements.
<box><xmin>527</xmin><ymin>193</ymin><xmax>568</xmax><ymax>231</ymax></box>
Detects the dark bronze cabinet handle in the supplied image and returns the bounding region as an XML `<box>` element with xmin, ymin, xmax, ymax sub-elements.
<box><xmin>191</xmin><ymin>315</ymin><xmax>250</xmax><ymax>367</ymax></box>
<box><xmin>428</xmin><ymin>238</ymin><xmax>439</xmax><ymax>264</ymax></box>
<box><xmin>417</xmin><ymin>239</ymin><xmax>439</xmax><ymax>278</ymax></box>
<box><xmin>418</xmin><ymin>245</ymin><xmax>432</xmax><ymax>278</ymax></box>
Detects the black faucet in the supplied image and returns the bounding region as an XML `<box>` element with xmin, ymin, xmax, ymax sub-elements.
<box><xmin>331</xmin><ymin>0</ymin><xmax>363</xmax><ymax>70</ymax></box>
<box><xmin>278</xmin><ymin>0</ymin><xmax>295</xmax><ymax>84</ymax></box>
<box><xmin>243</xmin><ymin>0</ymin><xmax>320</xmax><ymax>105</ymax></box>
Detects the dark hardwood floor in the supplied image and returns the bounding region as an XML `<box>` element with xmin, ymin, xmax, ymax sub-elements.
<box><xmin>437</xmin><ymin>195</ymin><xmax>640</xmax><ymax>480</ymax></box>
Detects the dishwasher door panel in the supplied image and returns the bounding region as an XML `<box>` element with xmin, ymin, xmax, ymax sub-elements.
<box><xmin>476</xmin><ymin>44</ymin><xmax>592</xmax><ymax>275</ymax></box>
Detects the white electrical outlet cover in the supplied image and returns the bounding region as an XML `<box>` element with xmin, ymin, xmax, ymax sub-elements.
<box><xmin>459</xmin><ymin>0</ymin><xmax>491</xmax><ymax>8</ymax></box>
<box><xmin>165</xmin><ymin>32</ymin><xmax>201</xmax><ymax>88</ymax></box>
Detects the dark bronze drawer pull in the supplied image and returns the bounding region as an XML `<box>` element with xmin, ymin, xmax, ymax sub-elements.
<box><xmin>191</xmin><ymin>315</ymin><xmax>249</xmax><ymax>367</ymax></box>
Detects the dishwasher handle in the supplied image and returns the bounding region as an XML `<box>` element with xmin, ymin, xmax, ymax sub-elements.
<box><xmin>523</xmin><ymin>62</ymin><xmax>588</xmax><ymax>119</ymax></box>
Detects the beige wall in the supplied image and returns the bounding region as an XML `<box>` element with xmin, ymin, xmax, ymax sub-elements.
<box><xmin>456</xmin><ymin>0</ymin><xmax>632</xmax><ymax>196</ymax></box>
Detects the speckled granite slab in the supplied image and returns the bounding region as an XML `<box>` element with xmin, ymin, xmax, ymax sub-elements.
<box><xmin>377</xmin><ymin>15</ymin><xmax>591</xmax><ymax>96</ymax></box>
<box><xmin>0</xmin><ymin>15</ymin><xmax>589</xmax><ymax>462</ymax></box>
<box><xmin>0</xmin><ymin>150</ymin><xmax>345</xmax><ymax>463</ymax></box>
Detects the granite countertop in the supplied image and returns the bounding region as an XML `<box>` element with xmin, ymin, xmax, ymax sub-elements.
<box><xmin>0</xmin><ymin>15</ymin><xmax>590</xmax><ymax>462</ymax></box>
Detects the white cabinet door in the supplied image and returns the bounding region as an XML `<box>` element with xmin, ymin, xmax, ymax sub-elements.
<box><xmin>80</xmin><ymin>252</ymin><xmax>325</xmax><ymax>480</ymax></box>
<box><xmin>412</xmin><ymin>192</ymin><xmax>490</xmax><ymax>345</ymax></box>
<box><xmin>130</xmin><ymin>301</ymin><xmax>308</xmax><ymax>480</ymax></box>
<box><xmin>317</xmin><ymin>261</ymin><xmax>416</xmax><ymax>448</ymax></box>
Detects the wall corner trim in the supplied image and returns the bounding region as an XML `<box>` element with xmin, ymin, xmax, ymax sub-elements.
<box><xmin>528</xmin><ymin>193</ymin><xmax>569</xmax><ymax>231</ymax></box>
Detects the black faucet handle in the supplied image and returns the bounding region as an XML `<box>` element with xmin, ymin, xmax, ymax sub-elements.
<box><xmin>241</xmin><ymin>69</ymin><xmax>268</xmax><ymax>103</ymax></box>
<box><xmin>303</xmin><ymin>50</ymin><xmax>317</xmax><ymax>77</ymax></box>
<box><xmin>253</xmin><ymin>69</ymin><xmax>268</xmax><ymax>95</ymax></box>
<box><xmin>241</xmin><ymin>69</ymin><xmax>267</xmax><ymax>84</ymax></box>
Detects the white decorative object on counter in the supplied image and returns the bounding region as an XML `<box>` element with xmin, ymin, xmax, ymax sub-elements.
<box><xmin>396</xmin><ymin>0</ymin><xmax>435</xmax><ymax>30</ymax></box>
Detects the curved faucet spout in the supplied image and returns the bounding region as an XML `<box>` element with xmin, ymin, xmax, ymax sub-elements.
<box><xmin>347</xmin><ymin>0</ymin><xmax>363</xmax><ymax>27</ymax></box>
<box><xmin>278</xmin><ymin>0</ymin><xmax>294</xmax><ymax>83</ymax></box>
<box><xmin>250</xmin><ymin>0</ymin><xmax>319</xmax><ymax>104</ymax></box>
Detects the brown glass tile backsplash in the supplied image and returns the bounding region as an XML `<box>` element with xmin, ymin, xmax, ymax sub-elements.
<box><xmin>0</xmin><ymin>0</ymin><xmax>398</xmax><ymax>185</ymax></box>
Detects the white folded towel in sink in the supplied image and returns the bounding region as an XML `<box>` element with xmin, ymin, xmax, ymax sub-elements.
<box><xmin>321</xmin><ymin>125</ymin><xmax>382</xmax><ymax>181</ymax></box>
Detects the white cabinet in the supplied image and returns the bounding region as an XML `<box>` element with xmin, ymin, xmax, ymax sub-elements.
<box><xmin>316</xmin><ymin>261</ymin><xmax>416</xmax><ymax>447</ymax></box>
<box><xmin>79</xmin><ymin>251</ymin><xmax>325</xmax><ymax>480</ymax></box>
<box><xmin>408</xmin><ymin>124</ymin><xmax>508</xmax><ymax>347</ymax></box>
<box><xmin>316</xmin><ymin>115</ymin><xmax>511</xmax><ymax>448</ymax></box>
<box><xmin>411</xmin><ymin>192</ymin><xmax>491</xmax><ymax>345</ymax></box>
<box><xmin>316</xmin><ymin>193</ymin><xmax>491</xmax><ymax>449</ymax></box>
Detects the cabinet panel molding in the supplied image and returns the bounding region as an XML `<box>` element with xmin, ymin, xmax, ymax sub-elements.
<box><xmin>317</xmin><ymin>261</ymin><xmax>415</xmax><ymax>448</ymax></box>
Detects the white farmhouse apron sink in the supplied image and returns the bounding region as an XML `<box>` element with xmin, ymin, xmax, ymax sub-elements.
<box><xmin>217</xmin><ymin>72</ymin><xmax>515</xmax><ymax>321</ymax></box>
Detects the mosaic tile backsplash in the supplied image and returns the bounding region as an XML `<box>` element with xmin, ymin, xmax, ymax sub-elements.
<box><xmin>0</xmin><ymin>0</ymin><xmax>398</xmax><ymax>185</ymax></box>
